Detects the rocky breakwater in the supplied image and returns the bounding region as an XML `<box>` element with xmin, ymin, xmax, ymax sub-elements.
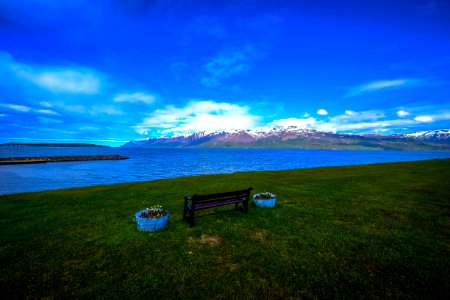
<box><xmin>0</xmin><ymin>155</ymin><xmax>129</xmax><ymax>165</ymax></box>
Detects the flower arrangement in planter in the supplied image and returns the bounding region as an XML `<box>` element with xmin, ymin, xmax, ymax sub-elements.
<box><xmin>135</xmin><ymin>205</ymin><xmax>170</xmax><ymax>232</ymax></box>
<box><xmin>253</xmin><ymin>192</ymin><xmax>277</xmax><ymax>208</ymax></box>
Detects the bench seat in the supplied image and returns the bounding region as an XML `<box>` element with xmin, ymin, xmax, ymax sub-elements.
<box><xmin>183</xmin><ymin>187</ymin><xmax>253</xmax><ymax>226</ymax></box>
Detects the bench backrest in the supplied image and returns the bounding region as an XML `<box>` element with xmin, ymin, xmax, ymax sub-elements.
<box><xmin>190</xmin><ymin>187</ymin><xmax>253</xmax><ymax>204</ymax></box>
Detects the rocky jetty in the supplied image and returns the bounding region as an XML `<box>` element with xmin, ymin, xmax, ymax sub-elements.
<box><xmin>0</xmin><ymin>155</ymin><xmax>129</xmax><ymax>165</ymax></box>
<box><xmin>0</xmin><ymin>143</ymin><xmax>108</xmax><ymax>147</ymax></box>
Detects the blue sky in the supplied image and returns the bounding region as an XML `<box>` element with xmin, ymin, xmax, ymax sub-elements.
<box><xmin>0</xmin><ymin>0</ymin><xmax>449</xmax><ymax>146</ymax></box>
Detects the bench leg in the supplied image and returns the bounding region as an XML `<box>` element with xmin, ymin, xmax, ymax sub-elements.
<box><xmin>243</xmin><ymin>200</ymin><xmax>248</xmax><ymax>213</ymax></box>
<box><xmin>189</xmin><ymin>210</ymin><xmax>195</xmax><ymax>227</ymax></box>
<box><xmin>184</xmin><ymin>208</ymin><xmax>195</xmax><ymax>226</ymax></box>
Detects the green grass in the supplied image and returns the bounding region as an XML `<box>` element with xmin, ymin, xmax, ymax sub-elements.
<box><xmin>1</xmin><ymin>159</ymin><xmax>449</xmax><ymax>299</ymax></box>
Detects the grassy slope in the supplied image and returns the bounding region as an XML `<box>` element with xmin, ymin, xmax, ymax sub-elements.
<box><xmin>1</xmin><ymin>159</ymin><xmax>449</xmax><ymax>299</ymax></box>
<box><xmin>199</xmin><ymin>139</ymin><xmax>450</xmax><ymax>150</ymax></box>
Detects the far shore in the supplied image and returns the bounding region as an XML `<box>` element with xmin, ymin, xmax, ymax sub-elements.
<box><xmin>0</xmin><ymin>155</ymin><xmax>129</xmax><ymax>165</ymax></box>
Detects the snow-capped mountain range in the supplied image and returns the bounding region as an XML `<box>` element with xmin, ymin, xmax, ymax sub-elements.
<box><xmin>402</xmin><ymin>129</ymin><xmax>450</xmax><ymax>143</ymax></box>
<box><xmin>122</xmin><ymin>128</ymin><xmax>450</xmax><ymax>150</ymax></box>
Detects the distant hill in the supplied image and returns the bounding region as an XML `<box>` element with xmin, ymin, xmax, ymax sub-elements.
<box><xmin>122</xmin><ymin>128</ymin><xmax>450</xmax><ymax>150</ymax></box>
<box><xmin>1</xmin><ymin>143</ymin><xmax>109</xmax><ymax>147</ymax></box>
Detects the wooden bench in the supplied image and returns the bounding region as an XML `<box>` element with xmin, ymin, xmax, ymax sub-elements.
<box><xmin>183</xmin><ymin>187</ymin><xmax>253</xmax><ymax>226</ymax></box>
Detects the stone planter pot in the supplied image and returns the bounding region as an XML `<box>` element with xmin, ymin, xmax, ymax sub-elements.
<box><xmin>135</xmin><ymin>209</ymin><xmax>169</xmax><ymax>232</ymax></box>
<box><xmin>253</xmin><ymin>194</ymin><xmax>277</xmax><ymax>208</ymax></box>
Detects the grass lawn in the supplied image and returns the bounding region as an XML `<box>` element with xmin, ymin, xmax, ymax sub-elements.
<box><xmin>1</xmin><ymin>159</ymin><xmax>449</xmax><ymax>299</ymax></box>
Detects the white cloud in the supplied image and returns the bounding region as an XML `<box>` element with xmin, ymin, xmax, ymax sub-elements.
<box><xmin>434</xmin><ymin>112</ymin><xmax>450</xmax><ymax>121</ymax></box>
<box><xmin>345</xmin><ymin>78</ymin><xmax>422</xmax><ymax>97</ymax></box>
<box><xmin>330</xmin><ymin>110</ymin><xmax>385</xmax><ymax>123</ymax></box>
<box><xmin>397</xmin><ymin>110</ymin><xmax>409</xmax><ymax>118</ymax></box>
<box><xmin>134</xmin><ymin>104</ymin><xmax>450</xmax><ymax>137</ymax></box>
<box><xmin>59</xmin><ymin>104</ymin><xmax>87</xmax><ymax>114</ymax></box>
<box><xmin>92</xmin><ymin>106</ymin><xmax>123</xmax><ymax>115</ymax></box>
<box><xmin>36</xmin><ymin>109</ymin><xmax>58</xmax><ymax>115</ymax></box>
<box><xmin>374</xmin><ymin>128</ymin><xmax>390</xmax><ymax>133</ymax></box>
<box><xmin>201</xmin><ymin>45</ymin><xmax>257</xmax><ymax>87</ymax></box>
<box><xmin>362</xmin><ymin>79</ymin><xmax>408</xmax><ymax>89</ymax></box>
<box><xmin>55</xmin><ymin>103</ymin><xmax>122</xmax><ymax>115</ymax></box>
<box><xmin>2</xmin><ymin>104</ymin><xmax>32</xmax><ymax>112</ymax></box>
<box><xmin>331</xmin><ymin>119</ymin><xmax>416</xmax><ymax>131</ymax></box>
<box><xmin>317</xmin><ymin>109</ymin><xmax>328</xmax><ymax>116</ymax></box>
<box><xmin>269</xmin><ymin>109</ymin><xmax>435</xmax><ymax>133</ymax></box>
<box><xmin>0</xmin><ymin>51</ymin><xmax>102</xmax><ymax>94</ymax></box>
<box><xmin>272</xmin><ymin>117</ymin><xmax>317</xmax><ymax>128</ymax></box>
<box><xmin>40</xmin><ymin>101</ymin><xmax>53</xmax><ymax>107</ymax></box>
<box><xmin>414</xmin><ymin>115</ymin><xmax>434</xmax><ymax>123</ymax></box>
<box><xmin>14</xmin><ymin>67</ymin><xmax>101</xmax><ymax>94</ymax></box>
<box><xmin>326</xmin><ymin>110</ymin><xmax>417</xmax><ymax>131</ymax></box>
<box><xmin>324</xmin><ymin>110</ymin><xmax>450</xmax><ymax>132</ymax></box>
<box><xmin>1</xmin><ymin>103</ymin><xmax>58</xmax><ymax>115</ymax></box>
<box><xmin>113</xmin><ymin>92</ymin><xmax>155</xmax><ymax>104</ymax></box>
<box><xmin>270</xmin><ymin>116</ymin><xmax>337</xmax><ymax>133</ymax></box>
<box><xmin>134</xmin><ymin>100</ymin><xmax>261</xmax><ymax>135</ymax></box>
<box><xmin>79</xmin><ymin>126</ymin><xmax>98</xmax><ymax>131</ymax></box>
<box><xmin>345</xmin><ymin>110</ymin><xmax>355</xmax><ymax>115</ymax></box>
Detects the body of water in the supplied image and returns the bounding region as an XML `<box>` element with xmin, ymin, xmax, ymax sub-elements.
<box><xmin>1</xmin><ymin>147</ymin><xmax>450</xmax><ymax>195</ymax></box>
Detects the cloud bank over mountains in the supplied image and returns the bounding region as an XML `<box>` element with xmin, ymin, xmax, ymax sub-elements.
<box><xmin>132</xmin><ymin>99</ymin><xmax>450</xmax><ymax>138</ymax></box>
<box><xmin>1</xmin><ymin>48</ymin><xmax>449</xmax><ymax>145</ymax></box>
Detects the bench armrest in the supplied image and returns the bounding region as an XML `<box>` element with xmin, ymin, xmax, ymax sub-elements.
<box><xmin>184</xmin><ymin>195</ymin><xmax>191</xmax><ymax>206</ymax></box>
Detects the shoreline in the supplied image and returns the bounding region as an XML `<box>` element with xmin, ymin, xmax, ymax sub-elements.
<box><xmin>0</xmin><ymin>155</ymin><xmax>129</xmax><ymax>165</ymax></box>
<box><xmin>1</xmin><ymin>158</ymin><xmax>449</xmax><ymax>196</ymax></box>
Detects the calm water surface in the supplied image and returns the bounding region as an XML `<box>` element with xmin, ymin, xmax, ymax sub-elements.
<box><xmin>1</xmin><ymin>147</ymin><xmax>450</xmax><ymax>195</ymax></box>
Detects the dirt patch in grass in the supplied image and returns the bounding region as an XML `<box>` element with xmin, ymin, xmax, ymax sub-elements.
<box><xmin>251</xmin><ymin>230</ymin><xmax>268</xmax><ymax>242</ymax></box>
<box><xmin>214</xmin><ymin>256</ymin><xmax>240</xmax><ymax>272</ymax></box>
<box><xmin>200</xmin><ymin>234</ymin><xmax>220</xmax><ymax>246</ymax></box>
<box><xmin>188</xmin><ymin>234</ymin><xmax>221</xmax><ymax>247</ymax></box>
<box><xmin>335</xmin><ymin>215</ymin><xmax>354</xmax><ymax>224</ymax></box>
<box><xmin>215</xmin><ymin>262</ymin><xmax>239</xmax><ymax>272</ymax></box>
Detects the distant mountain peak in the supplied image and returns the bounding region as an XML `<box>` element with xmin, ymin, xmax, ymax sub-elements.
<box><xmin>122</xmin><ymin>128</ymin><xmax>450</xmax><ymax>150</ymax></box>
<box><xmin>402</xmin><ymin>129</ymin><xmax>450</xmax><ymax>144</ymax></box>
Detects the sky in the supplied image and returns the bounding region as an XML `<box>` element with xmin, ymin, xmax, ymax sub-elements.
<box><xmin>0</xmin><ymin>0</ymin><xmax>449</xmax><ymax>146</ymax></box>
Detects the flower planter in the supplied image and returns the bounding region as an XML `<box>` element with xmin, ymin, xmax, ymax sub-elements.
<box><xmin>253</xmin><ymin>193</ymin><xmax>277</xmax><ymax>208</ymax></box>
<box><xmin>135</xmin><ymin>209</ymin><xmax>169</xmax><ymax>232</ymax></box>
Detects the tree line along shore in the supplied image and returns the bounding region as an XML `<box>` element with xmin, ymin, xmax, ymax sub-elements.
<box><xmin>0</xmin><ymin>155</ymin><xmax>129</xmax><ymax>165</ymax></box>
